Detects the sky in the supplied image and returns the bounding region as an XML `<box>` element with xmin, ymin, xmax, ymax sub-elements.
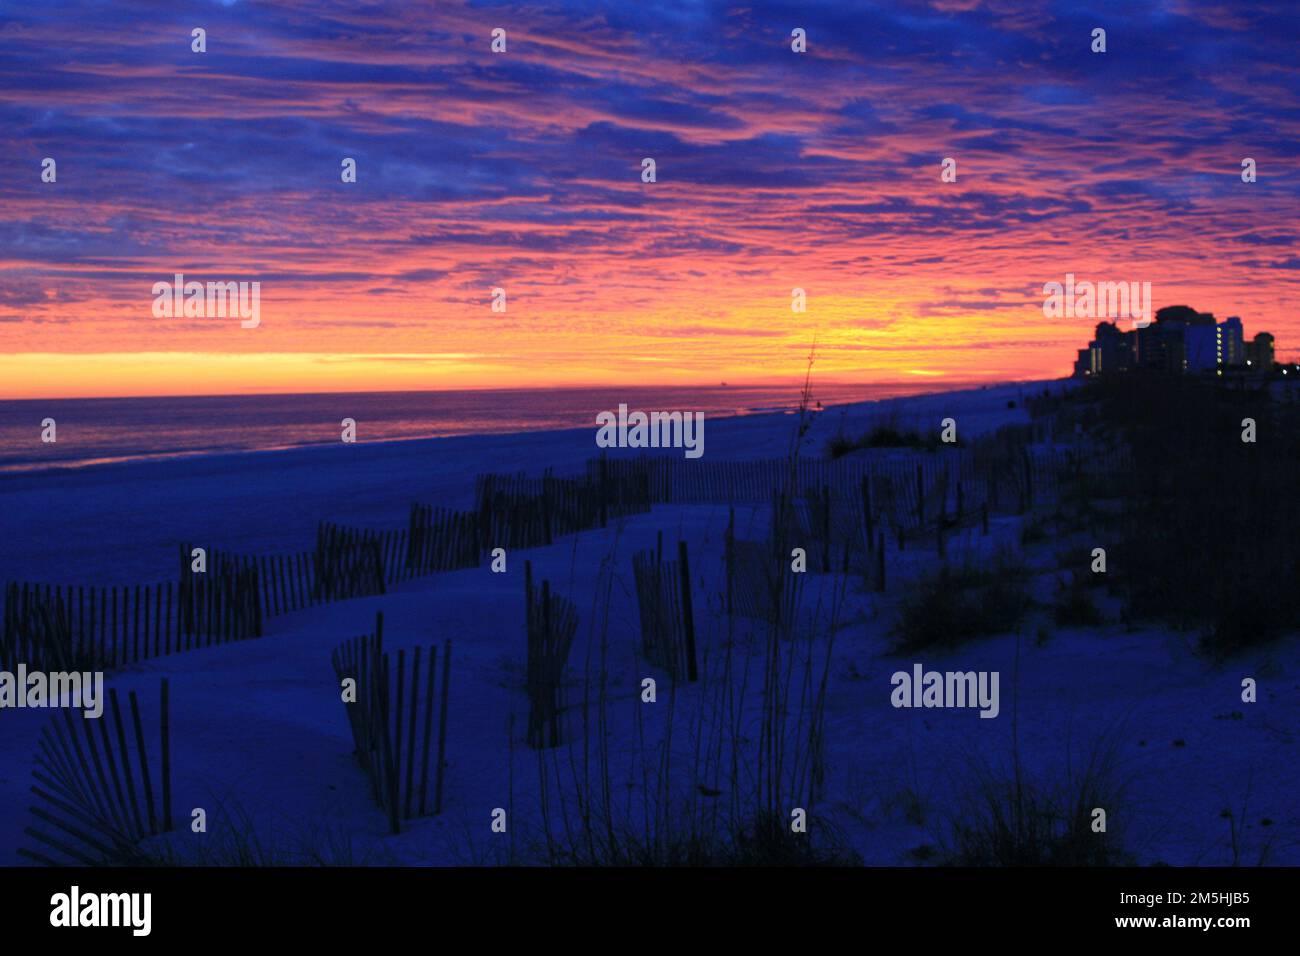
<box><xmin>1</xmin><ymin>0</ymin><xmax>1297</xmax><ymax>398</ymax></box>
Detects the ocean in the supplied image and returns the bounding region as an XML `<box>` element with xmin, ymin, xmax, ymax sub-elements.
<box><xmin>0</xmin><ymin>382</ymin><xmax>954</xmax><ymax>473</ymax></box>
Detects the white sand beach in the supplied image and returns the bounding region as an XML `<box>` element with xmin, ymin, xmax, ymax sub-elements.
<box><xmin>2</xmin><ymin>379</ymin><xmax>1296</xmax><ymax>867</ymax></box>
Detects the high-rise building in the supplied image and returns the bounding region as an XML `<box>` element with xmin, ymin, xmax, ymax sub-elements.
<box><xmin>1071</xmin><ymin>307</ymin><xmax>1277</xmax><ymax>379</ymax></box>
<box><xmin>1075</xmin><ymin>321</ymin><xmax>1137</xmax><ymax>375</ymax></box>
<box><xmin>1218</xmin><ymin>316</ymin><xmax>1244</xmax><ymax>368</ymax></box>
<box><xmin>1185</xmin><ymin>322</ymin><xmax>1216</xmax><ymax>372</ymax></box>
<box><xmin>1246</xmin><ymin>331</ymin><xmax>1275</xmax><ymax>370</ymax></box>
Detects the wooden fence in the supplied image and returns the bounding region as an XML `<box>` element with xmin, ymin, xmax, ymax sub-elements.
<box><xmin>20</xmin><ymin>679</ymin><xmax>173</xmax><ymax>866</ymax></box>
<box><xmin>587</xmin><ymin>449</ymin><xmax>1000</xmax><ymax>534</ymax></box>
<box><xmin>523</xmin><ymin>562</ymin><xmax>580</xmax><ymax>749</ymax></box>
<box><xmin>239</xmin><ymin>549</ymin><xmax>319</xmax><ymax>618</ymax></box>
<box><xmin>630</xmin><ymin>537</ymin><xmax>698</xmax><ymax>682</ymax></box>
<box><xmin>3</xmin><ymin>551</ymin><xmax>262</xmax><ymax>674</ymax></box>
<box><xmin>2</xmin><ymin>420</ymin><xmax>1116</xmax><ymax>681</ymax></box>
<box><xmin>725</xmin><ymin>509</ymin><xmax>806</xmax><ymax>634</ymax></box>
<box><xmin>331</xmin><ymin>613</ymin><xmax>452</xmax><ymax>834</ymax></box>
<box><xmin>406</xmin><ymin>505</ymin><xmax>480</xmax><ymax>575</ymax></box>
<box><xmin>474</xmin><ymin>464</ymin><xmax>653</xmax><ymax>552</ymax></box>
<box><xmin>314</xmin><ymin>521</ymin><xmax>388</xmax><ymax>601</ymax></box>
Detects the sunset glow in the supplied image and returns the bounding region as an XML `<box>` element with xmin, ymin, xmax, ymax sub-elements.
<box><xmin>2</xmin><ymin>1</ymin><xmax>1297</xmax><ymax>398</ymax></box>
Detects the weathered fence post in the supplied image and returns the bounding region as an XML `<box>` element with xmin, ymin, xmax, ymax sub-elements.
<box><xmin>677</xmin><ymin>541</ymin><xmax>698</xmax><ymax>682</ymax></box>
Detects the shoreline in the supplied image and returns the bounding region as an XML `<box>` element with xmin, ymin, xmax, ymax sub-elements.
<box><xmin>0</xmin><ymin>378</ymin><xmax>1059</xmax><ymax>480</ymax></box>
<box><xmin>0</xmin><ymin>378</ymin><xmax>1059</xmax><ymax>586</ymax></box>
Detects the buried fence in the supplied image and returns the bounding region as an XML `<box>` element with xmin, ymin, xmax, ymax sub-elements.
<box><xmin>523</xmin><ymin>561</ymin><xmax>580</xmax><ymax>749</ymax></box>
<box><xmin>319</xmin><ymin>513</ymin><xmax>486</xmax><ymax>592</ymax></box>
<box><xmin>630</xmin><ymin>536</ymin><xmax>698</xmax><ymax>682</ymax></box>
<box><xmin>777</xmin><ymin>487</ymin><xmax>871</xmax><ymax>574</ymax></box>
<box><xmin>3</xmin><ymin>554</ymin><xmax>262</xmax><ymax>674</ymax></box>
<box><xmin>20</xmin><ymin>679</ymin><xmax>173</xmax><ymax>866</ymax></box>
<box><xmin>2</xmin><ymin>417</ymin><xmax>1125</xmax><ymax>684</ymax></box>
<box><xmin>476</xmin><ymin>472</ymin><xmax>556</xmax><ymax>549</ymax></box>
<box><xmin>724</xmin><ymin>521</ymin><xmax>805</xmax><ymax>633</ymax></box>
<box><xmin>475</xmin><ymin>465</ymin><xmax>653</xmax><ymax>552</ymax></box>
<box><xmin>585</xmin><ymin>452</ymin><xmax>971</xmax><ymax>511</ymax></box>
<box><xmin>191</xmin><ymin>546</ymin><xmax>323</xmax><ymax>621</ymax></box>
<box><xmin>582</xmin><ymin>416</ymin><xmax>1108</xmax><ymax>531</ymax></box>
<box><xmin>0</xmin><ymin>455</ymin><xmax>668</xmax><ymax>676</ymax></box>
<box><xmin>406</xmin><ymin>505</ymin><xmax>480</xmax><ymax>575</ymax></box>
<box><xmin>331</xmin><ymin>613</ymin><xmax>452</xmax><ymax>835</ymax></box>
<box><xmin>586</xmin><ymin>449</ymin><xmax>1008</xmax><ymax>538</ymax></box>
<box><xmin>315</xmin><ymin>521</ymin><xmax>389</xmax><ymax>601</ymax></box>
<box><xmin>175</xmin><ymin>546</ymin><xmax>262</xmax><ymax>644</ymax></box>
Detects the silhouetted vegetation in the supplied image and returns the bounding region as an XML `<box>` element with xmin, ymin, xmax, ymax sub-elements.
<box><xmin>828</xmin><ymin>411</ymin><xmax>952</xmax><ymax>458</ymax></box>
<box><xmin>891</xmin><ymin>551</ymin><xmax>1031</xmax><ymax>651</ymax></box>
<box><xmin>943</xmin><ymin>732</ymin><xmax>1130</xmax><ymax>866</ymax></box>
<box><xmin>1051</xmin><ymin>572</ymin><xmax>1104</xmax><ymax>628</ymax></box>
<box><xmin>1081</xmin><ymin>375</ymin><xmax>1300</xmax><ymax>656</ymax></box>
<box><xmin>534</xmin><ymin>809</ymin><xmax>861</xmax><ymax>866</ymax></box>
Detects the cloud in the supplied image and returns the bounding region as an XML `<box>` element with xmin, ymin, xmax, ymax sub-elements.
<box><xmin>0</xmin><ymin>0</ymin><xmax>1296</xmax><ymax>383</ymax></box>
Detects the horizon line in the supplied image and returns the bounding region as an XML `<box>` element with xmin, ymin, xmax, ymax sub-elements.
<box><xmin>0</xmin><ymin>376</ymin><xmax>1034</xmax><ymax>405</ymax></box>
